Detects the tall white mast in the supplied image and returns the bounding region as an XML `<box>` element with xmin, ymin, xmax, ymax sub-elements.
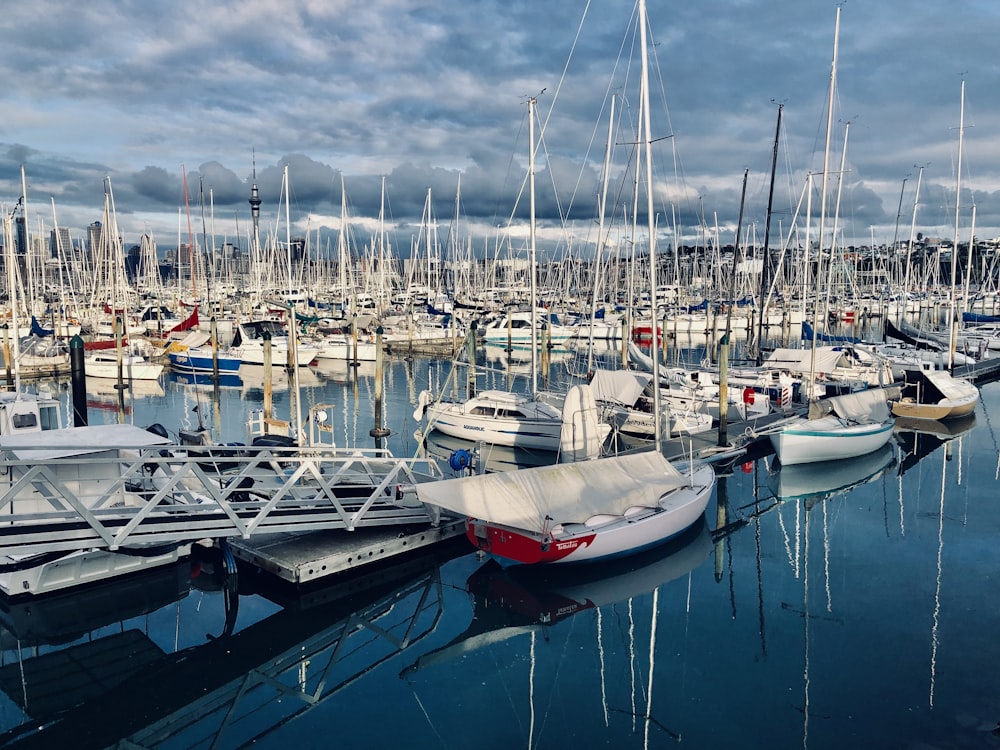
<box><xmin>639</xmin><ymin>0</ymin><xmax>661</xmax><ymax>444</ymax></box>
<box><xmin>528</xmin><ymin>95</ymin><xmax>539</xmax><ymax>398</ymax></box>
<box><xmin>947</xmin><ymin>80</ymin><xmax>966</xmax><ymax>369</ymax></box>
<box><xmin>808</xmin><ymin>6</ymin><xmax>841</xmax><ymax>395</ymax></box>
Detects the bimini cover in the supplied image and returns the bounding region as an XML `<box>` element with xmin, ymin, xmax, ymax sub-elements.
<box><xmin>588</xmin><ymin>369</ymin><xmax>651</xmax><ymax>407</ymax></box>
<box><xmin>416</xmin><ymin>451</ymin><xmax>687</xmax><ymax>534</ymax></box>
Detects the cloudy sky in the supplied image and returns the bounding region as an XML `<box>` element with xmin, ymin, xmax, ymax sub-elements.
<box><xmin>2</xmin><ymin>0</ymin><xmax>999</xmax><ymax>258</ymax></box>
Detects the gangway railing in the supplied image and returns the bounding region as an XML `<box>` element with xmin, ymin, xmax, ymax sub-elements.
<box><xmin>0</xmin><ymin>442</ymin><xmax>449</xmax><ymax>556</ymax></box>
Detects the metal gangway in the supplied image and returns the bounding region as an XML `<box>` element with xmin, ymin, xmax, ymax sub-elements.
<box><xmin>0</xmin><ymin>438</ymin><xmax>450</xmax><ymax>557</ymax></box>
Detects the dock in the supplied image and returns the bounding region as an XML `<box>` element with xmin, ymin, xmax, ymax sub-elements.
<box><xmin>229</xmin><ymin>521</ymin><xmax>466</xmax><ymax>585</ymax></box>
<box><xmin>954</xmin><ymin>354</ymin><xmax>1000</xmax><ymax>383</ymax></box>
<box><xmin>658</xmin><ymin>408</ymin><xmax>806</xmax><ymax>465</ymax></box>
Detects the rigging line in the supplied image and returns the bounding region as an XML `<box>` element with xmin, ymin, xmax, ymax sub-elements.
<box><xmin>536</xmin><ymin>0</ymin><xmax>593</xmax><ymax>141</ymax></box>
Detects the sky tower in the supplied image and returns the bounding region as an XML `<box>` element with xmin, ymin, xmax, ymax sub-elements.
<box><xmin>248</xmin><ymin>151</ymin><xmax>262</xmax><ymax>258</ymax></box>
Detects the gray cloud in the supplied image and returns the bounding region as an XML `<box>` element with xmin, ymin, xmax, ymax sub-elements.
<box><xmin>1</xmin><ymin>0</ymin><xmax>998</xmax><ymax>258</ymax></box>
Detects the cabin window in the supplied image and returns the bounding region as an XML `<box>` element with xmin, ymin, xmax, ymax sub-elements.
<box><xmin>497</xmin><ymin>409</ymin><xmax>525</xmax><ymax>419</ymax></box>
<box><xmin>11</xmin><ymin>413</ymin><xmax>37</xmax><ymax>430</ymax></box>
<box><xmin>39</xmin><ymin>406</ymin><xmax>60</xmax><ymax>431</ymax></box>
<box><xmin>470</xmin><ymin>406</ymin><xmax>495</xmax><ymax>416</ymax></box>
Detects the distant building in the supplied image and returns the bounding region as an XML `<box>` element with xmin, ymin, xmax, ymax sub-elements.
<box><xmin>14</xmin><ymin>216</ymin><xmax>27</xmax><ymax>255</ymax></box>
<box><xmin>49</xmin><ymin>228</ymin><xmax>73</xmax><ymax>259</ymax></box>
<box><xmin>87</xmin><ymin>221</ymin><xmax>103</xmax><ymax>256</ymax></box>
<box><xmin>290</xmin><ymin>237</ymin><xmax>306</xmax><ymax>262</ymax></box>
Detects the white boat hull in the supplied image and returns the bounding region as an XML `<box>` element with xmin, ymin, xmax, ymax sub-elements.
<box><xmin>466</xmin><ymin>464</ymin><xmax>716</xmax><ymax>564</ymax></box>
<box><xmin>769</xmin><ymin>414</ymin><xmax>895</xmax><ymax>466</ymax></box>
<box><xmin>85</xmin><ymin>357</ymin><xmax>164</xmax><ymax>381</ymax></box>
<box><xmin>426</xmin><ymin>403</ymin><xmax>565</xmax><ymax>451</ymax></box>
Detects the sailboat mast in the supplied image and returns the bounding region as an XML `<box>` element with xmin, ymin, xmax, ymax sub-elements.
<box><xmin>638</xmin><ymin>0</ymin><xmax>661</xmax><ymax>445</ymax></box>
<box><xmin>528</xmin><ymin>95</ymin><xmax>539</xmax><ymax>398</ymax></box>
<box><xmin>756</xmin><ymin>103</ymin><xmax>783</xmax><ymax>363</ymax></box>
<box><xmin>808</xmin><ymin>6</ymin><xmax>841</xmax><ymax>393</ymax></box>
<box><xmin>947</xmin><ymin>80</ymin><xmax>965</xmax><ymax>369</ymax></box>
<box><xmin>181</xmin><ymin>165</ymin><xmax>197</xmax><ymax>300</ymax></box>
<box><xmin>588</xmin><ymin>93</ymin><xmax>616</xmax><ymax>374</ymax></box>
<box><xmin>900</xmin><ymin>165</ymin><xmax>924</xmax><ymax>325</ymax></box>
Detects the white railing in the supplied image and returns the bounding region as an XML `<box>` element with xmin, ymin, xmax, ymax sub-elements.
<box><xmin>0</xmin><ymin>443</ymin><xmax>447</xmax><ymax>556</ymax></box>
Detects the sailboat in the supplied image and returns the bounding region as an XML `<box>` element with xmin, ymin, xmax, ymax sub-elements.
<box><xmin>416</xmin><ymin>449</ymin><xmax>715</xmax><ymax>564</ymax></box>
<box><xmin>769</xmin><ymin>388</ymin><xmax>894</xmax><ymax>466</ymax></box>
<box><xmin>415</xmin><ymin>96</ymin><xmax>607</xmax><ymax>457</ymax></box>
<box><xmin>768</xmin><ymin>9</ymin><xmax>895</xmax><ymax>467</ymax></box>
<box><xmin>416</xmin><ymin>2</ymin><xmax>716</xmax><ymax>565</ymax></box>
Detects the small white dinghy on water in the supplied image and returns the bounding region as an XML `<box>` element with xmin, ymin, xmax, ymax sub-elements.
<box><xmin>416</xmin><ymin>450</ymin><xmax>716</xmax><ymax>565</ymax></box>
<box><xmin>769</xmin><ymin>388</ymin><xmax>895</xmax><ymax>466</ymax></box>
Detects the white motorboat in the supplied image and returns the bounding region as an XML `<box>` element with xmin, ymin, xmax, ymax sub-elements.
<box><xmin>84</xmin><ymin>350</ymin><xmax>164</xmax><ymax>381</ymax></box>
<box><xmin>415</xmin><ymin>385</ymin><xmax>610</xmax><ymax>458</ymax></box>
<box><xmin>478</xmin><ymin>310</ymin><xmax>577</xmax><ymax>345</ymax></box>
<box><xmin>0</xmin><ymin>393</ymin><xmax>186</xmax><ymax>596</ymax></box>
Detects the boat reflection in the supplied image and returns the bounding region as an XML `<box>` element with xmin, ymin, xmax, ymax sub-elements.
<box><xmin>239</xmin><ymin>363</ymin><xmax>323</xmax><ymax>393</ymax></box>
<box><xmin>0</xmin><ymin>542</ymin><xmax>466</xmax><ymax>748</ymax></box>
<box><xmin>88</xmin><ymin>376</ymin><xmax>165</xmax><ymax>399</ymax></box>
<box><xmin>168</xmin><ymin>371</ymin><xmax>244</xmax><ymax>390</ymax></box>
<box><xmin>894</xmin><ymin>412</ymin><xmax>976</xmax><ymax>476</ymax></box>
<box><xmin>0</xmin><ymin>560</ymin><xmax>190</xmax><ymax>649</ymax></box>
<box><xmin>0</xmin><ymin>562</ymin><xmax>191</xmax><ymax>721</ymax></box>
<box><xmin>402</xmin><ymin>521</ymin><xmax>712</xmax><ymax>674</ymax></box>
<box><xmin>310</xmin><ymin>358</ymin><xmax>376</xmax><ymax>382</ymax></box>
<box><xmin>768</xmin><ymin>442</ymin><xmax>896</xmax><ymax>502</ymax></box>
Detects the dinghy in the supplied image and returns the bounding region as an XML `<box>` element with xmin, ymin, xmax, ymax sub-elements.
<box><xmin>769</xmin><ymin>388</ymin><xmax>895</xmax><ymax>466</ymax></box>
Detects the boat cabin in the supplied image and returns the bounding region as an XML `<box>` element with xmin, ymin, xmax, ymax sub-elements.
<box><xmin>0</xmin><ymin>391</ymin><xmax>62</xmax><ymax>436</ymax></box>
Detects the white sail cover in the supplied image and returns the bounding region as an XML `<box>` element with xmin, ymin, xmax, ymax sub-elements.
<box><xmin>827</xmin><ymin>388</ymin><xmax>891</xmax><ymax>423</ymax></box>
<box><xmin>923</xmin><ymin>370</ymin><xmax>978</xmax><ymax>401</ymax></box>
<box><xmin>558</xmin><ymin>384</ymin><xmax>606</xmax><ymax>463</ymax></box>
<box><xmin>172</xmin><ymin>331</ymin><xmax>211</xmax><ymax>348</ymax></box>
<box><xmin>588</xmin><ymin>369</ymin><xmax>651</xmax><ymax>407</ymax></box>
<box><xmin>764</xmin><ymin>347</ymin><xmax>843</xmax><ymax>374</ymax></box>
<box><xmin>416</xmin><ymin>451</ymin><xmax>687</xmax><ymax>534</ymax></box>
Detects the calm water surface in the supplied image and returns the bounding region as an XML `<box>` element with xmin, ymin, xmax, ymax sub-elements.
<box><xmin>0</xmin><ymin>350</ymin><xmax>998</xmax><ymax>749</ymax></box>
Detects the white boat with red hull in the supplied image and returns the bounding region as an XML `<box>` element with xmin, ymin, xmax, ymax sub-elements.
<box><xmin>416</xmin><ymin>451</ymin><xmax>716</xmax><ymax>565</ymax></box>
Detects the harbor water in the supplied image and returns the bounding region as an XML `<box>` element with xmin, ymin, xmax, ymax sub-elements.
<box><xmin>0</xmin><ymin>348</ymin><xmax>998</xmax><ymax>749</ymax></box>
